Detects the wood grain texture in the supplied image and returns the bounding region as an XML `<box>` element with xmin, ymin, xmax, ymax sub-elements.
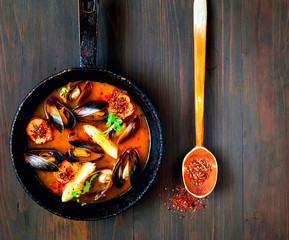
<box><xmin>0</xmin><ymin>0</ymin><xmax>288</xmax><ymax>239</ymax></box>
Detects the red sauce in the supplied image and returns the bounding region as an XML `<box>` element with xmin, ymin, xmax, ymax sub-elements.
<box><xmin>26</xmin><ymin>81</ymin><xmax>151</xmax><ymax>204</ymax></box>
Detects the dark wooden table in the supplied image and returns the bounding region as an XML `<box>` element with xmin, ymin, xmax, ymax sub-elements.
<box><xmin>1</xmin><ymin>0</ymin><xmax>288</xmax><ymax>239</ymax></box>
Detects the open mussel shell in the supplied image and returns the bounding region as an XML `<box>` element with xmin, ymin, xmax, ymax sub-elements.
<box><xmin>65</xmin><ymin>149</ymin><xmax>103</xmax><ymax>163</ymax></box>
<box><xmin>65</xmin><ymin>141</ymin><xmax>104</xmax><ymax>162</ymax></box>
<box><xmin>73</xmin><ymin>101</ymin><xmax>108</xmax><ymax>122</ymax></box>
<box><xmin>112</xmin><ymin>148</ymin><xmax>140</xmax><ymax>188</ymax></box>
<box><xmin>24</xmin><ymin>149</ymin><xmax>63</xmax><ymax>171</ymax></box>
<box><xmin>117</xmin><ymin>116</ymin><xmax>140</xmax><ymax>144</ymax></box>
<box><xmin>45</xmin><ymin>98</ymin><xmax>76</xmax><ymax>132</ymax></box>
<box><xmin>68</xmin><ymin>81</ymin><xmax>92</xmax><ymax>105</ymax></box>
<box><xmin>69</xmin><ymin>140</ymin><xmax>103</xmax><ymax>153</ymax></box>
<box><xmin>91</xmin><ymin>169</ymin><xmax>113</xmax><ymax>201</ymax></box>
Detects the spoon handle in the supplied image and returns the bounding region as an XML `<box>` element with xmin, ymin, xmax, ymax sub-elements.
<box><xmin>194</xmin><ymin>0</ymin><xmax>207</xmax><ymax>146</ymax></box>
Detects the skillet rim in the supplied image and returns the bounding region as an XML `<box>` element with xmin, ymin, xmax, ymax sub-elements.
<box><xmin>9</xmin><ymin>67</ymin><xmax>163</xmax><ymax>220</ymax></box>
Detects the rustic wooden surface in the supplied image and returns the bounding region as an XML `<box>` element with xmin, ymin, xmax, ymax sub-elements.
<box><xmin>0</xmin><ymin>0</ymin><xmax>288</xmax><ymax>239</ymax></box>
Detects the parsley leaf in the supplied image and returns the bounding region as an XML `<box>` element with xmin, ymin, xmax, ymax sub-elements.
<box><xmin>70</xmin><ymin>173</ymin><xmax>98</xmax><ymax>203</ymax></box>
<box><xmin>59</xmin><ymin>84</ymin><xmax>71</xmax><ymax>103</ymax></box>
<box><xmin>82</xmin><ymin>173</ymin><xmax>98</xmax><ymax>194</ymax></box>
<box><xmin>103</xmin><ymin>112</ymin><xmax>123</xmax><ymax>135</ymax></box>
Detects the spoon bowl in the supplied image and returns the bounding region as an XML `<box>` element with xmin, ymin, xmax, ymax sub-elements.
<box><xmin>182</xmin><ymin>146</ymin><xmax>217</xmax><ymax>198</ymax></box>
<box><xmin>182</xmin><ymin>0</ymin><xmax>218</xmax><ymax>198</ymax></box>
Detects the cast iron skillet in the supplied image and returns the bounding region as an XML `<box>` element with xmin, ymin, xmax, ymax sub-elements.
<box><xmin>9</xmin><ymin>0</ymin><xmax>162</xmax><ymax>220</ymax></box>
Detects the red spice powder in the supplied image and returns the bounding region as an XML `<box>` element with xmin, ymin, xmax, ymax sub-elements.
<box><xmin>187</xmin><ymin>158</ymin><xmax>212</xmax><ymax>186</ymax></box>
<box><xmin>164</xmin><ymin>186</ymin><xmax>207</xmax><ymax>213</ymax></box>
<box><xmin>108</xmin><ymin>91</ymin><xmax>126</xmax><ymax>114</ymax></box>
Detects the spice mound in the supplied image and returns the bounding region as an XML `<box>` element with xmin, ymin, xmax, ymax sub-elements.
<box><xmin>164</xmin><ymin>186</ymin><xmax>207</xmax><ymax>213</ymax></box>
<box><xmin>187</xmin><ymin>158</ymin><xmax>212</xmax><ymax>186</ymax></box>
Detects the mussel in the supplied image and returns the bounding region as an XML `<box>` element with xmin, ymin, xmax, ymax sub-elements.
<box><xmin>45</xmin><ymin>98</ymin><xmax>76</xmax><ymax>133</ymax></box>
<box><xmin>65</xmin><ymin>140</ymin><xmax>104</xmax><ymax>162</ymax></box>
<box><xmin>91</xmin><ymin>169</ymin><xmax>113</xmax><ymax>201</ymax></box>
<box><xmin>112</xmin><ymin>148</ymin><xmax>140</xmax><ymax>188</ymax></box>
<box><xmin>68</xmin><ymin>81</ymin><xmax>92</xmax><ymax>104</ymax></box>
<box><xmin>116</xmin><ymin>116</ymin><xmax>140</xmax><ymax>144</ymax></box>
<box><xmin>61</xmin><ymin>162</ymin><xmax>96</xmax><ymax>202</ymax></box>
<box><xmin>73</xmin><ymin>101</ymin><xmax>108</xmax><ymax>122</ymax></box>
<box><xmin>60</xmin><ymin>81</ymin><xmax>92</xmax><ymax>108</ymax></box>
<box><xmin>24</xmin><ymin>149</ymin><xmax>63</xmax><ymax>171</ymax></box>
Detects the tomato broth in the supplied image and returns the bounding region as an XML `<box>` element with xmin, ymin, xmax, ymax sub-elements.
<box><xmin>26</xmin><ymin>81</ymin><xmax>150</xmax><ymax>204</ymax></box>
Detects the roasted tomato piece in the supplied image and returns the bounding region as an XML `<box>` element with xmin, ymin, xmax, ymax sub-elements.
<box><xmin>26</xmin><ymin>117</ymin><xmax>53</xmax><ymax>144</ymax></box>
<box><xmin>108</xmin><ymin>91</ymin><xmax>135</xmax><ymax>119</ymax></box>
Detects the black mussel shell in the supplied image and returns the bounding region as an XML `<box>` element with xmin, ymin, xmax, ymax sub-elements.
<box><xmin>24</xmin><ymin>149</ymin><xmax>63</xmax><ymax>171</ymax></box>
<box><xmin>112</xmin><ymin>149</ymin><xmax>140</xmax><ymax>188</ymax></box>
<box><xmin>73</xmin><ymin>101</ymin><xmax>107</xmax><ymax>117</ymax></box>
<box><xmin>65</xmin><ymin>148</ymin><xmax>103</xmax><ymax>162</ymax></box>
<box><xmin>68</xmin><ymin>81</ymin><xmax>92</xmax><ymax>105</ymax></box>
<box><xmin>92</xmin><ymin>169</ymin><xmax>113</xmax><ymax>201</ymax></box>
<box><xmin>109</xmin><ymin>129</ymin><xmax>116</xmax><ymax>140</ymax></box>
<box><xmin>117</xmin><ymin>116</ymin><xmax>140</xmax><ymax>144</ymax></box>
<box><xmin>68</xmin><ymin>140</ymin><xmax>103</xmax><ymax>153</ymax></box>
<box><xmin>73</xmin><ymin>101</ymin><xmax>108</xmax><ymax>122</ymax></box>
<box><xmin>68</xmin><ymin>86</ymin><xmax>81</xmax><ymax>101</ymax></box>
<box><xmin>45</xmin><ymin>98</ymin><xmax>76</xmax><ymax>132</ymax></box>
<box><xmin>65</xmin><ymin>140</ymin><xmax>104</xmax><ymax>162</ymax></box>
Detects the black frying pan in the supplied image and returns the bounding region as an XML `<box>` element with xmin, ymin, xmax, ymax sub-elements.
<box><xmin>9</xmin><ymin>0</ymin><xmax>162</xmax><ymax>220</ymax></box>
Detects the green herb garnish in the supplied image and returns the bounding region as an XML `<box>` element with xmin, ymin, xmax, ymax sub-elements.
<box><xmin>71</xmin><ymin>173</ymin><xmax>98</xmax><ymax>202</ymax></box>
<box><xmin>103</xmin><ymin>112</ymin><xmax>123</xmax><ymax>135</ymax></box>
<box><xmin>59</xmin><ymin>84</ymin><xmax>71</xmax><ymax>103</ymax></box>
<box><xmin>82</xmin><ymin>173</ymin><xmax>98</xmax><ymax>194</ymax></box>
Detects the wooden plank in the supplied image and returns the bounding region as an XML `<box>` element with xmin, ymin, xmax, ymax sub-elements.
<box><xmin>204</xmin><ymin>0</ymin><xmax>244</xmax><ymax>239</ymax></box>
<box><xmin>0</xmin><ymin>0</ymin><xmax>288</xmax><ymax>239</ymax></box>
<box><xmin>0</xmin><ymin>0</ymin><xmax>81</xmax><ymax>239</ymax></box>
<box><xmin>242</xmin><ymin>0</ymin><xmax>289</xmax><ymax>239</ymax></box>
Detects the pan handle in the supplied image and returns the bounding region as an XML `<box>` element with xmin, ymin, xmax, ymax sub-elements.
<box><xmin>79</xmin><ymin>0</ymin><xmax>99</xmax><ymax>68</ymax></box>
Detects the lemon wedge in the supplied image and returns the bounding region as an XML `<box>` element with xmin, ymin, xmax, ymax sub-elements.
<box><xmin>84</xmin><ymin>125</ymin><xmax>118</xmax><ymax>159</ymax></box>
<box><xmin>61</xmin><ymin>162</ymin><xmax>96</xmax><ymax>202</ymax></box>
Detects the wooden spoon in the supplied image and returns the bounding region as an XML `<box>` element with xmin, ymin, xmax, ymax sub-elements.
<box><xmin>182</xmin><ymin>0</ymin><xmax>218</xmax><ymax>198</ymax></box>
